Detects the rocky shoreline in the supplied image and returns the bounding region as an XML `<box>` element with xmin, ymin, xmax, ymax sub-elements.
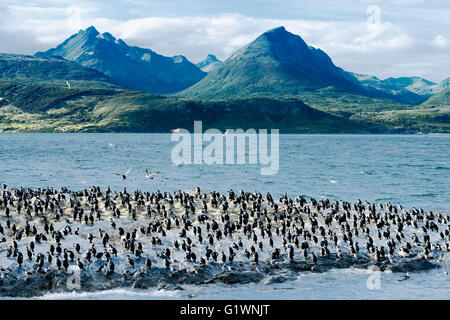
<box><xmin>1</xmin><ymin>253</ymin><xmax>445</xmax><ymax>297</ymax></box>
<box><xmin>0</xmin><ymin>186</ymin><xmax>449</xmax><ymax>298</ymax></box>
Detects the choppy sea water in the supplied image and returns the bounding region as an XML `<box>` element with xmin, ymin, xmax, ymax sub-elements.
<box><xmin>0</xmin><ymin>133</ymin><xmax>449</xmax><ymax>299</ymax></box>
<box><xmin>34</xmin><ymin>268</ymin><xmax>449</xmax><ymax>300</ymax></box>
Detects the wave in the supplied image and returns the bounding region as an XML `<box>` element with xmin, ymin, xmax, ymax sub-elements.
<box><xmin>374</xmin><ymin>198</ymin><xmax>396</xmax><ymax>202</ymax></box>
<box><xmin>409</xmin><ymin>193</ymin><xmax>437</xmax><ymax>198</ymax></box>
<box><xmin>37</xmin><ymin>288</ymin><xmax>180</xmax><ymax>300</ymax></box>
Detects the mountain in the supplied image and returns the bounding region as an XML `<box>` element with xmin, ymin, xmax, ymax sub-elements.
<box><xmin>178</xmin><ymin>26</ymin><xmax>419</xmax><ymax>113</ymax></box>
<box><xmin>1</xmin><ymin>79</ymin><xmax>447</xmax><ymax>133</ymax></box>
<box><xmin>382</xmin><ymin>77</ymin><xmax>439</xmax><ymax>96</ymax></box>
<box><xmin>438</xmin><ymin>77</ymin><xmax>450</xmax><ymax>91</ymax></box>
<box><xmin>350</xmin><ymin>86</ymin><xmax>450</xmax><ymax>132</ymax></box>
<box><xmin>0</xmin><ymin>53</ymin><xmax>118</xmax><ymax>89</ymax></box>
<box><xmin>180</xmin><ymin>27</ymin><xmax>376</xmax><ymax>100</ymax></box>
<box><xmin>36</xmin><ymin>26</ymin><xmax>206</xmax><ymax>94</ymax></box>
<box><xmin>1</xmin><ymin>25</ymin><xmax>448</xmax><ymax>133</ymax></box>
<box><xmin>0</xmin><ymin>81</ymin><xmax>387</xmax><ymax>133</ymax></box>
<box><xmin>196</xmin><ymin>54</ymin><xmax>222</xmax><ymax>72</ymax></box>
<box><xmin>422</xmin><ymin>87</ymin><xmax>450</xmax><ymax>107</ymax></box>
<box><xmin>351</xmin><ymin>73</ymin><xmax>427</xmax><ymax>104</ymax></box>
<box><xmin>352</xmin><ymin>73</ymin><xmax>450</xmax><ymax>105</ymax></box>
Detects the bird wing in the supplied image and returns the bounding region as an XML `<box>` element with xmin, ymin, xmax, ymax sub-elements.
<box><xmin>146</xmin><ymin>170</ymin><xmax>160</xmax><ymax>178</ymax></box>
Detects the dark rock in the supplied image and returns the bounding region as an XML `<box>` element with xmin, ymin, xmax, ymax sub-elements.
<box><xmin>213</xmin><ymin>270</ymin><xmax>264</xmax><ymax>284</ymax></box>
<box><xmin>392</xmin><ymin>259</ymin><xmax>438</xmax><ymax>272</ymax></box>
<box><xmin>157</xmin><ymin>283</ymin><xmax>184</xmax><ymax>291</ymax></box>
<box><xmin>262</xmin><ymin>275</ymin><xmax>288</xmax><ymax>285</ymax></box>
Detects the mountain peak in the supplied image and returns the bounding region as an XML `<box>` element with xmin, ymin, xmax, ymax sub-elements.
<box><xmin>258</xmin><ymin>26</ymin><xmax>303</xmax><ymax>43</ymax></box>
<box><xmin>206</xmin><ymin>54</ymin><xmax>219</xmax><ymax>61</ymax></box>
<box><xmin>36</xmin><ymin>27</ymin><xmax>205</xmax><ymax>94</ymax></box>
<box><xmin>229</xmin><ymin>25</ymin><xmax>310</xmax><ymax>65</ymax></box>
<box><xmin>101</xmin><ymin>32</ymin><xmax>116</xmax><ymax>41</ymax></box>
<box><xmin>264</xmin><ymin>26</ymin><xmax>287</xmax><ymax>34</ymax></box>
<box><xmin>197</xmin><ymin>54</ymin><xmax>222</xmax><ymax>72</ymax></box>
<box><xmin>181</xmin><ymin>26</ymin><xmax>372</xmax><ymax>100</ymax></box>
<box><xmin>83</xmin><ymin>26</ymin><xmax>100</xmax><ymax>35</ymax></box>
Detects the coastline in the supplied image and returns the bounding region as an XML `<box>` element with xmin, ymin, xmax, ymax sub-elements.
<box><xmin>1</xmin><ymin>186</ymin><xmax>449</xmax><ymax>298</ymax></box>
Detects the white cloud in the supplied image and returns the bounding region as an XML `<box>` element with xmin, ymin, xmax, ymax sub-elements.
<box><xmin>0</xmin><ymin>1</ymin><xmax>448</xmax><ymax>82</ymax></box>
<box><xmin>93</xmin><ymin>14</ymin><xmax>415</xmax><ymax>64</ymax></box>
<box><xmin>431</xmin><ymin>35</ymin><xmax>448</xmax><ymax>48</ymax></box>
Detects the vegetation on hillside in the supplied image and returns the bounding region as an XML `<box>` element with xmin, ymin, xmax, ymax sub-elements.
<box><xmin>0</xmin><ymin>81</ymin><xmax>390</xmax><ymax>133</ymax></box>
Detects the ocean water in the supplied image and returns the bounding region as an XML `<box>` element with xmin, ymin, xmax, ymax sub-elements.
<box><xmin>0</xmin><ymin>133</ymin><xmax>449</xmax><ymax>212</ymax></box>
<box><xmin>0</xmin><ymin>133</ymin><xmax>449</xmax><ymax>299</ymax></box>
<box><xmin>36</xmin><ymin>268</ymin><xmax>449</xmax><ymax>300</ymax></box>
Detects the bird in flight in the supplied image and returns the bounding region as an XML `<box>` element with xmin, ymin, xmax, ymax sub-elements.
<box><xmin>115</xmin><ymin>168</ymin><xmax>132</xmax><ymax>180</ymax></box>
<box><xmin>145</xmin><ymin>169</ymin><xmax>160</xmax><ymax>179</ymax></box>
<box><xmin>65</xmin><ymin>81</ymin><xmax>71</xmax><ymax>89</ymax></box>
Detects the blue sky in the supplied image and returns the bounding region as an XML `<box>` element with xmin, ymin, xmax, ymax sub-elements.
<box><xmin>0</xmin><ymin>0</ymin><xmax>449</xmax><ymax>82</ymax></box>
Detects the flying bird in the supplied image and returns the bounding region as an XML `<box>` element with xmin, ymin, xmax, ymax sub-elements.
<box><xmin>65</xmin><ymin>81</ymin><xmax>71</xmax><ymax>89</ymax></box>
<box><xmin>115</xmin><ymin>168</ymin><xmax>132</xmax><ymax>180</ymax></box>
<box><xmin>145</xmin><ymin>169</ymin><xmax>160</xmax><ymax>179</ymax></box>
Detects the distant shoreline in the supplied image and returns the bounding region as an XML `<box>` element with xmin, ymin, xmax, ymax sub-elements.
<box><xmin>1</xmin><ymin>131</ymin><xmax>449</xmax><ymax>135</ymax></box>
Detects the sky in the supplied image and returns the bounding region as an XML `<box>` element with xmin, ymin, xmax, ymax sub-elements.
<box><xmin>0</xmin><ymin>0</ymin><xmax>449</xmax><ymax>82</ymax></box>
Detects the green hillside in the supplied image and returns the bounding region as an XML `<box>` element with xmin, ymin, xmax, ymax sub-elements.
<box><xmin>0</xmin><ymin>81</ymin><xmax>387</xmax><ymax>133</ymax></box>
<box><xmin>357</xmin><ymin>105</ymin><xmax>450</xmax><ymax>133</ymax></box>
<box><xmin>421</xmin><ymin>87</ymin><xmax>450</xmax><ymax>107</ymax></box>
<box><xmin>0</xmin><ymin>53</ymin><xmax>118</xmax><ymax>89</ymax></box>
<box><xmin>365</xmin><ymin>88</ymin><xmax>450</xmax><ymax>133</ymax></box>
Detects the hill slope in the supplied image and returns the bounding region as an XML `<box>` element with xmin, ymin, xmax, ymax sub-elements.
<box><xmin>0</xmin><ymin>81</ymin><xmax>386</xmax><ymax>133</ymax></box>
<box><xmin>0</xmin><ymin>53</ymin><xmax>118</xmax><ymax>89</ymax></box>
<box><xmin>178</xmin><ymin>27</ymin><xmax>416</xmax><ymax>113</ymax></box>
<box><xmin>351</xmin><ymin>73</ymin><xmax>428</xmax><ymax>104</ymax></box>
<box><xmin>36</xmin><ymin>26</ymin><xmax>206</xmax><ymax>94</ymax></box>
<box><xmin>349</xmin><ymin>88</ymin><xmax>450</xmax><ymax>133</ymax></box>
<box><xmin>1</xmin><ymin>81</ymin><xmax>448</xmax><ymax>133</ymax></box>
<box><xmin>180</xmin><ymin>27</ymin><xmax>365</xmax><ymax>98</ymax></box>
<box><xmin>422</xmin><ymin>87</ymin><xmax>450</xmax><ymax>107</ymax></box>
